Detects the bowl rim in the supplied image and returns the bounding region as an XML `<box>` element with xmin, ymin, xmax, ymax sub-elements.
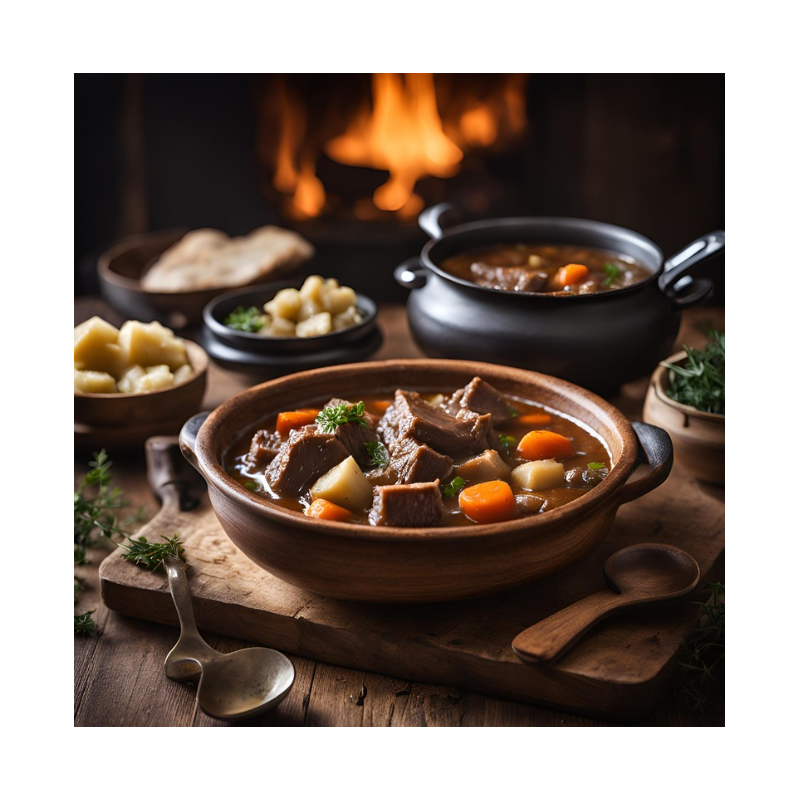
<box><xmin>420</xmin><ymin>215</ymin><xmax>666</xmax><ymax>301</ymax></box>
<box><xmin>192</xmin><ymin>358</ymin><xmax>641</xmax><ymax>541</ymax></box>
<box><xmin>202</xmin><ymin>281</ymin><xmax>378</xmax><ymax>349</ymax></box>
<box><xmin>74</xmin><ymin>339</ymin><xmax>209</xmax><ymax>400</ymax></box>
<box><xmin>652</xmin><ymin>351</ymin><xmax>725</xmax><ymax>422</ymax></box>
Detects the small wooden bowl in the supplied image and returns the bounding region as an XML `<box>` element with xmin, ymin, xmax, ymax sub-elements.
<box><xmin>643</xmin><ymin>352</ymin><xmax>724</xmax><ymax>484</ymax></box>
<box><xmin>74</xmin><ymin>340</ymin><xmax>208</xmax><ymax>432</ymax></box>
<box><xmin>180</xmin><ymin>359</ymin><xmax>674</xmax><ymax>603</ymax></box>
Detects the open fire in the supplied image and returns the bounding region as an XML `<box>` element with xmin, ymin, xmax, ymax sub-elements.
<box><xmin>258</xmin><ymin>74</ymin><xmax>528</xmax><ymax>221</ymax></box>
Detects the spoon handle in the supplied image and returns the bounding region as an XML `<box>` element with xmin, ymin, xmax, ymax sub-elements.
<box><xmin>164</xmin><ymin>556</ymin><xmax>218</xmax><ymax>679</ymax></box>
<box><xmin>511</xmin><ymin>589</ymin><xmax>626</xmax><ymax>665</ymax></box>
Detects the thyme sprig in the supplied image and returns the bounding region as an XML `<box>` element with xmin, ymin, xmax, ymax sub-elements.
<box><xmin>663</xmin><ymin>331</ymin><xmax>725</xmax><ymax>415</ymax></box>
<box><xmin>118</xmin><ymin>534</ymin><xmax>185</xmax><ymax>570</ymax></box>
<box><xmin>316</xmin><ymin>401</ymin><xmax>368</xmax><ymax>433</ymax></box>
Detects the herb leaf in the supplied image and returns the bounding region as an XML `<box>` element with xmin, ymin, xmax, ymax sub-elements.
<box><xmin>224</xmin><ymin>305</ymin><xmax>264</xmax><ymax>333</ymax></box>
<box><xmin>316</xmin><ymin>402</ymin><xmax>368</xmax><ymax>433</ymax></box>
<box><xmin>508</xmin><ymin>406</ymin><xmax>520</xmax><ymax>418</ymax></box>
<box><xmin>119</xmin><ymin>534</ymin><xmax>185</xmax><ymax>570</ymax></box>
<box><xmin>497</xmin><ymin>433</ymin><xmax>517</xmax><ymax>454</ymax></box>
<box><xmin>74</xmin><ymin>449</ymin><xmax>128</xmax><ymax>556</ymax></box>
<box><xmin>587</xmin><ymin>461</ymin><xmax>606</xmax><ymax>470</ymax></box>
<box><xmin>74</xmin><ymin>611</ymin><xmax>98</xmax><ymax>636</ymax></box>
<box><xmin>244</xmin><ymin>480</ymin><xmax>260</xmax><ymax>492</ymax></box>
<box><xmin>602</xmin><ymin>262</ymin><xmax>622</xmax><ymax>287</ymax></box>
<box><xmin>663</xmin><ymin>331</ymin><xmax>724</xmax><ymax>415</ymax></box>
<box><xmin>441</xmin><ymin>476</ymin><xmax>466</xmax><ymax>499</ymax></box>
<box><xmin>365</xmin><ymin>441</ymin><xmax>389</xmax><ymax>468</ymax></box>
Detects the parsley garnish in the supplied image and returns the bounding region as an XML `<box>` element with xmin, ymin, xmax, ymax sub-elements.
<box><xmin>587</xmin><ymin>461</ymin><xmax>606</xmax><ymax>470</ymax></box>
<box><xmin>497</xmin><ymin>433</ymin><xmax>517</xmax><ymax>454</ymax></box>
<box><xmin>365</xmin><ymin>441</ymin><xmax>389</xmax><ymax>468</ymax></box>
<box><xmin>224</xmin><ymin>305</ymin><xmax>264</xmax><ymax>333</ymax></box>
<box><xmin>244</xmin><ymin>480</ymin><xmax>260</xmax><ymax>492</ymax></box>
<box><xmin>441</xmin><ymin>476</ymin><xmax>466</xmax><ymax>499</ymax></box>
<box><xmin>602</xmin><ymin>262</ymin><xmax>622</xmax><ymax>287</ymax></box>
<box><xmin>316</xmin><ymin>402</ymin><xmax>368</xmax><ymax>433</ymax></box>
<box><xmin>663</xmin><ymin>331</ymin><xmax>725</xmax><ymax>415</ymax></box>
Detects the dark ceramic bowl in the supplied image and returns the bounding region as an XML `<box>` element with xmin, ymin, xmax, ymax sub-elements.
<box><xmin>396</xmin><ymin>204</ymin><xmax>725</xmax><ymax>394</ymax></box>
<box><xmin>203</xmin><ymin>281</ymin><xmax>378</xmax><ymax>355</ymax></box>
<box><xmin>179</xmin><ymin>359</ymin><xmax>673</xmax><ymax>603</ymax></box>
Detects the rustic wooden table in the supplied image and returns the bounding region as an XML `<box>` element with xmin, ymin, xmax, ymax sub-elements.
<box><xmin>74</xmin><ymin>299</ymin><xmax>724</xmax><ymax>727</ymax></box>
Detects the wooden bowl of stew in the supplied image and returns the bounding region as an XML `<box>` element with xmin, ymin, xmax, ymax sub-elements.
<box><xmin>179</xmin><ymin>359</ymin><xmax>672</xmax><ymax>603</ymax></box>
<box><xmin>396</xmin><ymin>204</ymin><xmax>725</xmax><ymax>394</ymax></box>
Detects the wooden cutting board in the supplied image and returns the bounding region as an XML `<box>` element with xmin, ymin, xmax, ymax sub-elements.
<box><xmin>99</xmin><ymin>439</ymin><xmax>724</xmax><ymax>722</ymax></box>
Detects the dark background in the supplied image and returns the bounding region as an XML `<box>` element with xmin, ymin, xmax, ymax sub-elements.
<box><xmin>75</xmin><ymin>74</ymin><xmax>724</xmax><ymax>301</ymax></box>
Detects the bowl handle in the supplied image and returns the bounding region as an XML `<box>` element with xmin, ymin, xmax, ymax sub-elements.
<box><xmin>659</xmin><ymin>230</ymin><xmax>724</xmax><ymax>309</ymax></box>
<box><xmin>394</xmin><ymin>257</ymin><xmax>428</xmax><ymax>289</ymax></box>
<box><xmin>179</xmin><ymin>411</ymin><xmax>210</xmax><ymax>472</ymax></box>
<box><xmin>418</xmin><ymin>203</ymin><xmax>461</xmax><ymax>240</ymax></box>
<box><xmin>616</xmin><ymin>421</ymin><xmax>674</xmax><ymax>505</ymax></box>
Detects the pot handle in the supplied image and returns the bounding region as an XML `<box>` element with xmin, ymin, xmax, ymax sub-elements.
<box><xmin>394</xmin><ymin>257</ymin><xmax>428</xmax><ymax>289</ymax></box>
<box><xmin>615</xmin><ymin>421</ymin><xmax>673</xmax><ymax>505</ymax></box>
<box><xmin>659</xmin><ymin>230</ymin><xmax>724</xmax><ymax>310</ymax></box>
<box><xmin>179</xmin><ymin>411</ymin><xmax>210</xmax><ymax>472</ymax></box>
<box><xmin>418</xmin><ymin>203</ymin><xmax>460</xmax><ymax>240</ymax></box>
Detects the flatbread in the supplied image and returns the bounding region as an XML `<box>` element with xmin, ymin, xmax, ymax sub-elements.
<box><xmin>141</xmin><ymin>226</ymin><xmax>314</xmax><ymax>292</ymax></box>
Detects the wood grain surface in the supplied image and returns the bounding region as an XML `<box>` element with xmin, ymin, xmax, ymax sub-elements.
<box><xmin>75</xmin><ymin>301</ymin><xmax>725</xmax><ymax>726</ymax></box>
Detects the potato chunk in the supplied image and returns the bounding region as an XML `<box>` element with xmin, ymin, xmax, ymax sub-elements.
<box><xmin>325</xmin><ymin>285</ymin><xmax>357</xmax><ymax>315</ymax></box>
<box><xmin>74</xmin><ymin>369</ymin><xmax>118</xmax><ymax>394</ymax></box>
<box><xmin>74</xmin><ymin>316</ymin><xmax>125</xmax><ymax>377</ymax></box>
<box><xmin>117</xmin><ymin>320</ymin><xmax>188</xmax><ymax>371</ymax></box>
<box><xmin>310</xmin><ymin>456</ymin><xmax>373</xmax><ymax>512</ymax></box>
<box><xmin>268</xmin><ymin>317</ymin><xmax>296</xmax><ymax>337</ymax></box>
<box><xmin>173</xmin><ymin>364</ymin><xmax>194</xmax><ymax>385</ymax></box>
<box><xmin>299</xmin><ymin>274</ymin><xmax>325</xmax><ymax>305</ymax></box>
<box><xmin>117</xmin><ymin>365</ymin><xmax>146</xmax><ymax>393</ymax></box>
<box><xmin>264</xmin><ymin>287</ymin><xmax>302</xmax><ymax>321</ymax></box>
<box><xmin>296</xmin><ymin>312</ymin><xmax>332</xmax><ymax>338</ymax></box>
<box><xmin>511</xmin><ymin>459</ymin><xmax>565</xmax><ymax>490</ymax></box>
<box><xmin>137</xmin><ymin>365</ymin><xmax>175</xmax><ymax>392</ymax></box>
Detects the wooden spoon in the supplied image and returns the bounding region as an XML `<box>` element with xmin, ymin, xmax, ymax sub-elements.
<box><xmin>511</xmin><ymin>543</ymin><xmax>701</xmax><ymax>665</ymax></box>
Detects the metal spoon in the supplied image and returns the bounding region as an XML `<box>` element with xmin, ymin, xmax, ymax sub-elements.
<box><xmin>511</xmin><ymin>543</ymin><xmax>701</xmax><ymax>665</ymax></box>
<box><xmin>164</xmin><ymin>556</ymin><xmax>295</xmax><ymax>720</ymax></box>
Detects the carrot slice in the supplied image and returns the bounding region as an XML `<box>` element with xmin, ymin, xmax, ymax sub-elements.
<box><xmin>276</xmin><ymin>410</ymin><xmax>318</xmax><ymax>436</ymax></box>
<box><xmin>458</xmin><ymin>480</ymin><xmax>518</xmax><ymax>524</ymax></box>
<box><xmin>367</xmin><ymin>400</ymin><xmax>392</xmax><ymax>414</ymax></box>
<box><xmin>516</xmin><ymin>412</ymin><xmax>553</xmax><ymax>426</ymax></box>
<box><xmin>556</xmin><ymin>263</ymin><xmax>589</xmax><ymax>288</ymax></box>
<box><xmin>517</xmin><ymin>430</ymin><xmax>574</xmax><ymax>460</ymax></box>
<box><xmin>305</xmin><ymin>498</ymin><xmax>352</xmax><ymax>522</ymax></box>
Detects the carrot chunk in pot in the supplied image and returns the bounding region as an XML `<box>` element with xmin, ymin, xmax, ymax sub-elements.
<box><xmin>517</xmin><ymin>430</ymin><xmax>574</xmax><ymax>460</ymax></box>
<box><xmin>458</xmin><ymin>480</ymin><xmax>518</xmax><ymax>524</ymax></box>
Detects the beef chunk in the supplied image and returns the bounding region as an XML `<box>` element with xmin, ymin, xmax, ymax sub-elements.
<box><xmin>379</xmin><ymin>389</ymin><xmax>494</xmax><ymax>458</ymax></box>
<box><xmin>454</xmin><ymin>449</ymin><xmax>511</xmax><ymax>483</ymax></box>
<box><xmin>266</xmin><ymin>427</ymin><xmax>349</xmax><ymax>496</ymax></box>
<box><xmin>322</xmin><ymin>397</ymin><xmax>380</xmax><ymax>467</ymax></box>
<box><xmin>245</xmin><ymin>429</ymin><xmax>284</xmax><ymax>471</ymax></box>
<box><xmin>470</xmin><ymin>263</ymin><xmax>548</xmax><ymax>293</ymax></box>
<box><xmin>516</xmin><ymin>493</ymin><xmax>545</xmax><ymax>515</ymax></box>
<box><xmin>369</xmin><ymin>481</ymin><xmax>444</xmax><ymax>527</ymax></box>
<box><xmin>390</xmin><ymin>436</ymin><xmax>453</xmax><ymax>484</ymax></box>
<box><xmin>365</xmin><ymin>464</ymin><xmax>400</xmax><ymax>486</ymax></box>
<box><xmin>458</xmin><ymin>377</ymin><xmax>515</xmax><ymax>426</ymax></box>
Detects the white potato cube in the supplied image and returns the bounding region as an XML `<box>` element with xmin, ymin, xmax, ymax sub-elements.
<box><xmin>299</xmin><ymin>275</ymin><xmax>325</xmax><ymax>304</ymax></box>
<box><xmin>333</xmin><ymin>306</ymin><xmax>362</xmax><ymax>331</ymax></box>
<box><xmin>511</xmin><ymin>459</ymin><xmax>565</xmax><ymax>491</ymax></box>
<box><xmin>310</xmin><ymin>456</ymin><xmax>373</xmax><ymax>511</ymax></box>
<box><xmin>117</xmin><ymin>365</ymin><xmax>146</xmax><ymax>393</ymax></box>
<box><xmin>74</xmin><ymin>316</ymin><xmax>125</xmax><ymax>377</ymax></box>
<box><xmin>74</xmin><ymin>369</ymin><xmax>118</xmax><ymax>394</ymax></box>
<box><xmin>268</xmin><ymin>317</ymin><xmax>296</xmax><ymax>337</ymax></box>
<box><xmin>324</xmin><ymin>285</ymin><xmax>357</xmax><ymax>315</ymax></box>
<box><xmin>173</xmin><ymin>364</ymin><xmax>194</xmax><ymax>385</ymax></box>
<box><xmin>117</xmin><ymin>320</ymin><xmax>188</xmax><ymax>371</ymax></box>
<box><xmin>264</xmin><ymin>288</ymin><xmax>302</xmax><ymax>321</ymax></box>
<box><xmin>296</xmin><ymin>312</ymin><xmax>332</xmax><ymax>338</ymax></box>
<box><xmin>137</xmin><ymin>365</ymin><xmax>175</xmax><ymax>392</ymax></box>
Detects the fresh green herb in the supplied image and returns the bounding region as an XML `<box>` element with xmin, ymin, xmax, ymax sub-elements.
<box><xmin>441</xmin><ymin>476</ymin><xmax>466</xmax><ymax>499</ymax></box>
<box><xmin>587</xmin><ymin>461</ymin><xmax>606</xmax><ymax>470</ymax></box>
<box><xmin>74</xmin><ymin>610</ymin><xmax>98</xmax><ymax>636</ymax></box>
<box><xmin>365</xmin><ymin>441</ymin><xmax>389</xmax><ymax>468</ymax></box>
<box><xmin>663</xmin><ymin>331</ymin><xmax>725</xmax><ymax>415</ymax></box>
<box><xmin>118</xmin><ymin>534</ymin><xmax>185</xmax><ymax>570</ymax></box>
<box><xmin>74</xmin><ymin>450</ymin><xmax>128</xmax><ymax>559</ymax></box>
<box><xmin>224</xmin><ymin>305</ymin><xmax>264</xmax><ymax>333</ymax></box>
<box><xmin>316</xmin><ymin>401</ymin><xmax>368</xmax><ymax>433</ymax></box>
<box><xmin>602</xmin><ymin>262</ymin><xmax>622</xmax><ymax>287</ymax></box>
<box><xmin>508</xmin><ymin>406</ymin><xmax>520</xmax><ymax>418</ymax></box>
<box><xmin>244</xmin><ymin>480</ymin><xmax>261</xmax><ymax>492</ymax></box>
<box><xmin>674</xmin><ymin>582</ymin><xmax>724</xmax><ymax>711</ymax></box>
<box><xmin>497</xmin><ymin>433</ymin><xmax>517</xmax><ymax>454</ymax></box>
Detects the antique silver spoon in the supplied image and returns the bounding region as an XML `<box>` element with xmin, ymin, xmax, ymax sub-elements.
<box><xmin>164</xmin><ymin>555</ymin><xmax>295</xmax><ymax>720</ymax></box>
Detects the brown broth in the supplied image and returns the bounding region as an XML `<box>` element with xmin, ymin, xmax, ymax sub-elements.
<box><xmin>226</xmin><ymin>391</ymin><xmax>611</xmax><ymax>527</ymax></box>
<box><xmin>441</xmin><ymin>243</ymin><xmax>651</xmax><ymax>294</ymax></box>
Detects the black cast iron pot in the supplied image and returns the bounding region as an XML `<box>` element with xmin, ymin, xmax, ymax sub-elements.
<box><xmin>395</xmin><ymin>204</ymin><xmax>724</xmax><ymax>395</ymax></box>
